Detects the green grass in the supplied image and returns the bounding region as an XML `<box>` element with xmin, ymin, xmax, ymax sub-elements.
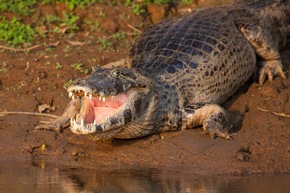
<box><xmin>43</xmin><ymin>0</ymin><xmax>98</xmax><ymax>10</ymax></box>
<box><xmin>62</xmin><ymin>12</ymin><xmax>79</xmax><ymax>32</ymax></box>
<box><xmin>0</xmin><ymin>0</ymin><xmax>38</xmax><ymax>16</ymax></box>
<box><xmin>112</xmin><ymin>32</ymin><xmax>125</xmax><ymax>40</ymax></box>
<box><xmin>63</xmin><ymin>79</ymin><xmax>73</xmax><ymax>88</ymax></box>
<box><xmin>180</xmin><ymin>0</ymin><xmax>193</xmax><ymax>5</ymax></box>
<box><xmin>55</xmin><ymin>62</ymin><xmax>63</xmax><ymax>69</ymax></box>
<box><xmin>43</xmin><ymin>15</ymin><xmax>61</xmax><ymax>25</ymax></box>
<box><xmin>17</xmin><ymin>81</ymin><xmax>26</xmax><ymax>89</ymax></box>
<box><xmin>83</xmin><ymin>18</ymin><xmax>100</xmax><ymax>31</ymax></box>
<box><xmin>98</xmin><ymin>37</ymin><xmax>113</xmax><ymax>50</ymax></box>
<box><xmin>63</xmin><ymin>45</ymin><xmax>72</xmax><ymax>53</ymax></box>
<box><xmin>132</xmin><ymin>3</ymin><xmax>145</xmax><ymax>15</ymax></box>
<box><xmin>0</xmin><ymin>17</ymin><xmax>36</xmax><ymax>46</ymax></box>
<box><xmin>97</xmin><ymin>8</ymin><xmax>106</xmax><ymax>17</ymax></box>
<box><xmin>70</xmin><ymin>62</ymin><xmax>89</xmax><ymax>74</ymax></box>
<box><xmin>0</xmin><ymin>63</ymin><xmax>8</xmax><ymax>73</ymax></box>
<box><xmin>141</xmin><ymin>0</ymin><xmax>171</xmax><ymax>5</ymax></box>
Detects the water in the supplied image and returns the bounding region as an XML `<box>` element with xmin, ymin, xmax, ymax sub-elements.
<box><xmin>0</xmin><ymin>163</ymin><xmax>289</xmax><ymax>193</ymax></box>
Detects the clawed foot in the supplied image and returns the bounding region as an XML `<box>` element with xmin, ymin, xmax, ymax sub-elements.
<box><xmin>259</xmin><ymin>60</ymin><xmax>286</xmax><ymax>85</ymax></box>
<box><xmin>35</xmin><ymin>117</ymin><xmax>70</xmax><ymax>133</ymax></box>
<box><xmin>202</xmin><ymin>129</ymin><xmax>232</xmax><ymax>140</ymax></box>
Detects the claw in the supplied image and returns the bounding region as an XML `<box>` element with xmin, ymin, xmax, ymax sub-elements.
<box><xmin>277</xmin><ymin>68</ymin><xmax>286</xmax><ymax>79</ymax></box>
<box><xmin>259</xmin><ymin>68</ymin><xmax>266</xmax><ymax>85</ymax></box>
<box><xmin>259</xmin><ymin>60</ymin><xmax>286</xmax><ymax>85</ymax></box>
<box><xmin>268</xmin><ymin>72</ymin><xmax>273</xmax><ymax>82</ymax></box>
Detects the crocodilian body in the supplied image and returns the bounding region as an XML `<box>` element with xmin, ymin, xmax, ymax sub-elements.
<box><xmin>36</xmin><ymin>0</ymin><xmax>290</xmax><ymax>140</ymax></box>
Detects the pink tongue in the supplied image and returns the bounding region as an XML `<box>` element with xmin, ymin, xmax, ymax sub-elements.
<box><xmin>94</xmin><ymin>107</ymin><xmax>118</xmax><ymax>123</ymax></box>
<box><xmin>81</xmin><ymin>93</ymin><xmax>128</xmax><ymax>124</ymax></box>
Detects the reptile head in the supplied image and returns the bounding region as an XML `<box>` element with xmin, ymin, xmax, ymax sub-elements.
<box><xmin>67</xmin><ymin>66</ymin><xmax>156</xmax><ymax>138</ymax></box>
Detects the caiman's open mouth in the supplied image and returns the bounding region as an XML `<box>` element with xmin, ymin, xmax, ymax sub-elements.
<box><xmin>67</xmin><ymin>86</ymin><xmax>140</xmax><ymax>134</ymax></box>
<box><xmin>64</xmin><ymin>67</ymin><xmax>151</xmax><ymax>137</ymax></box>
<box><xmin>72</xmin><ymin>92</ymin><xmax>128</xmax><ymax>123</ymax></box>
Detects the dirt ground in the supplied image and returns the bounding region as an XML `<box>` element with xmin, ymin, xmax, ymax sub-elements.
<box><xmin>0</xmin><ymin>1</ymin><xmax>289</xmax><ymax>175</ymax></box>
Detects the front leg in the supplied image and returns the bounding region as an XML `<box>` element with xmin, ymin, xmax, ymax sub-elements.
<box><xmin>35</xmin><ymin>99</ymin><xmax>81</xmax><ymax>132</ymax></box>
<box><xmin>182</xmin><ymin>104</ymin><xmax>230</xmax><ymax>139</ymax></box>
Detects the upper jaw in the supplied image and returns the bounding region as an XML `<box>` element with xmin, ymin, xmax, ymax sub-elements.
<box><xmin>67</xmin><ymin>85</ymin><xmax>119</xmax><ymax>101</ymax></box>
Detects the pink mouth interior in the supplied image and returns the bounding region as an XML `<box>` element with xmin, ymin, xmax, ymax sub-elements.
<box><xmin>79</xmin><ymin>93</ymin><xmax>128</xmax><ymax>124</ymax></box>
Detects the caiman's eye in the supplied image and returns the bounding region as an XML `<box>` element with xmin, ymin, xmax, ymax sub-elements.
<box><xmin>111</xmin><ymin>70</ymin><xmax>121</xmax><ymax>78</ymax></box>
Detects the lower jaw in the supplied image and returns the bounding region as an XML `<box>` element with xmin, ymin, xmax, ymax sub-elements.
<box><xmin>70</xmin><ymin>111</ymin><xmax>119</xmax><ymax>134</ymax></box>
<box><xmin>70</xmin><ymin>120</ymin><xmax>99</xmax><ymax>134</ymax></box>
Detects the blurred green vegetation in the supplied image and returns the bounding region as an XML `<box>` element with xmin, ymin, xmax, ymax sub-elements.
<box><xmin>0</xmin><ymin>17</ymin><xmax>36</xmax><ymax>46</ymax></box>
<box><xmin>0</xmin><ymin>0</ymin><xmax>194</xmax><ymax>47</ymax></box>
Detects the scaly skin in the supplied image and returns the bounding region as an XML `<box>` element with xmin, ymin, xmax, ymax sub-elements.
<box><xmin>36</xmin><ymin>0</ymin><xmax>290</xmax><ymax>140</ymax></box>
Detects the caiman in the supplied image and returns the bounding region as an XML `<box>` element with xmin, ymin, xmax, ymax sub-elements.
<box><xmin>36</xmin><ymin>0</ymin><xmax>290</xmax><ymax>140</ymax></box>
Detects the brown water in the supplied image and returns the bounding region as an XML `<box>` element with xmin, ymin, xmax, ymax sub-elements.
<box><xmin>0</xmin><ymin>162</ymin><xmax>289</xmax><ymax>193</ymax></box>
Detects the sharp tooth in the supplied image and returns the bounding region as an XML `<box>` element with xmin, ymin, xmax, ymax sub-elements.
<box><xmin>69</xmin><ymin>92</ymin><xmax>73</xmax><ymax>98</ymax></box>
<box><xmin>81</xmin><ymin>119</ymin><xmax>84</xmax><ymax>126</ymax></box>
<box><xmin>72</xmin><ymin>96</ymin><xmax>75</xmax><ymax>101</ymax></box>
<box><xmin>102</xmin><ymin>97</ymin><xmax>105</xmax><ymax>102</ymax></box>
<box><xmin>93</xmin><ymin>120</ymin><xmax>96</xmax><ymax>125</ymax></box>
<box><xmin>70</xmin><ymin>118</ymin><xmax>73</xmax><ymax>125</ymax></box>
<box><xmin>99</xmin><ymin>96</ymin><xmax>101</xmax><ymax>101</ymax></box>
<box><xmin>89</xmin><ymin>94</ymin><xmax>92</xmax><ymax>99</ymax></box>
<box><xmin>84</xmin><ymin>92</ymin><xmax>87</xmax><ymax>97</ymax></box>
<box><xmin>74</xmin><ymin>119</ymin><xmax>76</xmax><ymax>125</ymax></box>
